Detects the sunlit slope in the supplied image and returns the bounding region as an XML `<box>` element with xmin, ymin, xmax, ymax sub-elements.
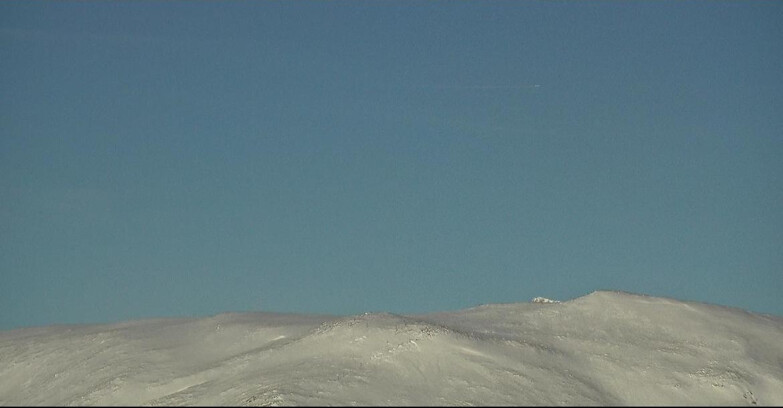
<box><xmin>1</xmin><ymin>291</ymin><xmax>782</xmax><ymax>406</ymax></box>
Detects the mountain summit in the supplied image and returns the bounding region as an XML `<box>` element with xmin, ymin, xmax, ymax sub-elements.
<box><xmin>1</xmin><ymin>292</ymin><xmax>781</xmax><ymax>406</ymax></box>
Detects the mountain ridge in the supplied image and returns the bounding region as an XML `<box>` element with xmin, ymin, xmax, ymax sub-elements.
<box><xmin>1</xmin><ymin>291</ymin><xmax>781</xmax><ymax>406</ymax></box>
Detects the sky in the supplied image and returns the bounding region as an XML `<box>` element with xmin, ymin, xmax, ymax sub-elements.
<box><xmin>1</xmin><ymin>1</ymin><xmax>781</xmax><ymax>330</ymax></box>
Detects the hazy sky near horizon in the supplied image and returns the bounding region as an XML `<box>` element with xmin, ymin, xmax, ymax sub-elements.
<box><xmin>1</xmin><ymin>1</ymin><xmax>781</xmax><ymax>330</ymax></box>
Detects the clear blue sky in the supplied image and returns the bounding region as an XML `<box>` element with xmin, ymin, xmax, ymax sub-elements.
<box><xmin>1</xmin><ymin>1</ymin><xmax>781</xmax><ymax>330</ymax></box>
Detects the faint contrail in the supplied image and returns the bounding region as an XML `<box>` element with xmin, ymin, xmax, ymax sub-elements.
<box><xmin>420</xmin><ymin>84</ymin><xmax>541</xmax><ymax>90</ymax></box>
